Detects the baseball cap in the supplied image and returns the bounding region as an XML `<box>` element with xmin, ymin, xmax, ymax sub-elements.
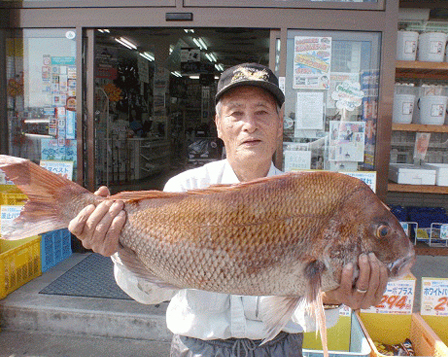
<box><xmin>215</xmin><ymin>63</ymin><xmax>285</xmax><ymax>106</ymax></box>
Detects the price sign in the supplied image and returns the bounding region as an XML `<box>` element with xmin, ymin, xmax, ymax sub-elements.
<box><xmin>420</xmin><ymin>278</ymin><xmax>448</xmax><ymax>316</ymax></box>
<box><xmin>361</xmin><ymin>278</ymin><xmax>415</xmax><ymax>314</ymax></box>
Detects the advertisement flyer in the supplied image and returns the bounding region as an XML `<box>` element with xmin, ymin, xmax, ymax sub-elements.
<box><xmin>293</xmin><ymin>36</ymin><xmax>332</xmax><ymax>90</ymax></box>
<box><xmin>295</xmin><ymin>91</ymin><xmax>324</xmax><ymax>132</ymax></box>
<box><xmin>329</xmin><ymin>121</ymin><xmax>366</xmax><ymax>162</ymax></box>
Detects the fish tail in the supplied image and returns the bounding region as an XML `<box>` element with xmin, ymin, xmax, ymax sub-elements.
<box><xmin>0</xmin><ymin>155</ymin><xmax>93</xmax><ymax>240</ymax></box>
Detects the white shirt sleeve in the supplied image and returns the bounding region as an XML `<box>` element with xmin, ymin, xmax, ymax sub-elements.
<box><xmin>112</xmin><ymin>253</ymin><xmax>177</xmax><ymax>305</ymax></box>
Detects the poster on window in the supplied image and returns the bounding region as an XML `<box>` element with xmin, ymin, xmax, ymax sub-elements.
<box><xmin>295</xmin><ymin>91</ymin><xmax>324</xmax><ymax>132</ymax></box>
<box><xmin>293</xmin><ymin>36</ymin><xmax>332</xmax><ymax>90</ymax></box>
<box><xmin>329</xmin><ymin>121</ymin><xmax>365</xmax><ymax>162</ymax></box>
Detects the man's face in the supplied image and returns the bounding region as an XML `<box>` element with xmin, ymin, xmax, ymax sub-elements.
<box><xmin>215</xmin><ymin>86</ymin><xmax>282</xmax><ymax>166</ymax></box>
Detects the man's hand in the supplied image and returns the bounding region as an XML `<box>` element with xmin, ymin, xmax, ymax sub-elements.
<box><xmin>68</xmin><ymin>186</ymin><xmax>126</xmax><ymax>257</ymax></box>
<box><xmin>322</xmin><ymin>253</ymin><xmax>388</xmax><ymax>310</ymax></box>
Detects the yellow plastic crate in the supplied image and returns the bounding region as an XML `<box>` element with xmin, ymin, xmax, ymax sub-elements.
<box><xmin>0</xmin><ymin>192</ymin><xmax>28</xmax><ymax>206</ymax></box>
<box><xmin>0</xmin><ymin>236</ymin><xmax>41</xmax><ymax>299</ymax></box>
<box><xmin>357</xmin><ymin>312</ymin><xmax>448</xmax><ymax>357</ymax></box>
<box><xmin>0</xmin><ymin>184</ymin><xmax>22</xmax><ymax>194</ymax></box>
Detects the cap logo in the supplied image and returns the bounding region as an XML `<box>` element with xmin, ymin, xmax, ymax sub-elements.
<box><xmin>231</xmin><ymin>67</ymin><xmax>269</xmax><ymax>83</ymax></box>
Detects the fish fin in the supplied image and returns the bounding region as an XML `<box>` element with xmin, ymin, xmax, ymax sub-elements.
<box><xmin>304</xmin><ymin>260</ymin><xmax>329</xmax><ymax>357</ymax></box>
<box><xmin>260</xmin><ymin>296</ymin><xmax>303</xmax><ymax>344</ymax></box>
<box><xmin>0</xmin><ymin>155</ymin><xmax>91</xmax><ymax>240</ymax></box>
<box><xmin>116</xmin><ymin>246</ymin><xmax>180</xmax><ymax>290</ymax></box>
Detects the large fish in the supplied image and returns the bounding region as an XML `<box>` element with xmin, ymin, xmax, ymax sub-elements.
<box><xmin>0</xmin><ymin>155</ymin><xmax>415</xmax><ymax>357</ymax></box>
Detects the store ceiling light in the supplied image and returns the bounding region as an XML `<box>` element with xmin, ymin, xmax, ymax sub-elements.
<box><xmin>115</xmin><ymin>37</ymin><xmax>137</xmax><ymax>50</ymax></box>
<box><xmin>198</xmin><ymin>38</ymin><xmax>208</xmax><ymax>50</ymax></box>
<box><xmin>205</xmin><ymin>52</ymin><xmax>217</xmax><ymax>62</ymax></box>
<box><xmin>184</xmin><ymin>29</ymin><xmax>195</xmax><ymax>33</ymax></box>
<box><xmin>192</xmin><ymin>37</ymin><xmax>207</xmax><ymax>51</ymax></box>
<box><xmin>215</xmin><ymin>64</ymin><xmax>224</xmax><ymax>72</ymax></box>
<box><xmin>98</xmin><ymin>29</ymin><xmax>110</xmax><ymax>33</ymax></box>
<box><xmin>139</xmin><ymin>51</ymin><xmax>155</xmax><ymax>61</ymax></box>
<box><xmin>171</xmin><ymin>71</ymin><xmax>182</xmax><ymax>77</ymax></box>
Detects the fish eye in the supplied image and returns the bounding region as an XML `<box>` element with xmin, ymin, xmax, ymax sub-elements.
<box><xmin>376</xmin><ymin>225</ymin><xmax>389</xmax><ymax>238</ymax></box>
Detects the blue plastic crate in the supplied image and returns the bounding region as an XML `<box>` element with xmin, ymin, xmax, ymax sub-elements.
<box><xmin>40</xmin><ymin>229</ymin><xmax>72</xmax><ymax>272</ymax></box>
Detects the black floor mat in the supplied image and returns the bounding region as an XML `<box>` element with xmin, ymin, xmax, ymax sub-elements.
<box><xmin>39</xmin><ymin>253</ymin><xmax>131</xmax><ymax>300</ymax></box>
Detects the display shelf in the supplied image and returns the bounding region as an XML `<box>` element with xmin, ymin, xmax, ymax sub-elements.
<box><xmin>396</xmin><ymin>60</ymin><xmax>448</xmax><ymax>80</ymax></box>
<box><xmin>389</xmin><ymin>61</ymin><xmax>448</xmax><ymax>196</ymax></box>
<box><xmin>388</xmin><ymin>181</ymin><xmax>448</xmax><ymax>194</ymax></box>
<box><xmin>392</xmin><ymin>123</ymin><xmax>448</xmax><ymax>133</ymax></box>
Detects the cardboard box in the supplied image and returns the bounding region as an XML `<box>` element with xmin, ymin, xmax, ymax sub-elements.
<box><xmin>389</xmin><ymin>164</ymin><xmax>436</xmax><ymax>185</ymax></box>
<box><xmin>422</xmin><ymin>163</ymin><xmax>448</xmax><ymax>186</ymax></box>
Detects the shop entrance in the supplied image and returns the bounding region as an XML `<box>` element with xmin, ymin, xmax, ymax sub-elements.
<box><xmin>92</xmin><ymin>27</ymin><xmax>271</xmax><ymax>192</ymax></box>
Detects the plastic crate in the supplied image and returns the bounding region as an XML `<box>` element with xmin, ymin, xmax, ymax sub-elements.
<box><xmin>0</xmin><ymin>235</ymin><xmax>42</xmax><ymax>299</ymax></box>
<box><xmin>357</xmin><ymin>312</ymin><xmax>448</xmax><ymax>357</ymax></box>
<box><xmin>302</xmin><ymin>312</ymin><xmax>371</xmax><ymax>357</ymax></box>
<box><xmin>40</xmin><ymin>229</ymin><xmax>72</xmax><ymax>272</ymax></box>
<box><xmin>0</xmin><ymin>192</ymin><xmax>28</xmax><ymax>206</ymax></box>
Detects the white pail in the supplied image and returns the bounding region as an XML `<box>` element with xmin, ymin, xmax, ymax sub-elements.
<box><xmin>418</xmin><ymin>95</ymin><xmax>448</xmax><ymax>125</ymax></box>
<box><xmin>418</xmin><ymin>32</ymin><xmax>447</xmax><ymax>62</ymax></box>
<box><xmin>393</xmin><ymin>94</ymin><xmax>415</xmax><ymax>124</ymax></box>
<box><xmin>396</xmin><ymin>31</ymin><xmax>419</xmax><ymax>61</ymax></box>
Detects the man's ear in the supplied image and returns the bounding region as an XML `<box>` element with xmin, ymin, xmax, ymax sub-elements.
<box><xmin>277</xmin><ymin>106</ymin><xmax>284</xmax><ymax>139</ymax></box>
<box><xmin>215</xmin><ymin>114</ymin><xmax>222</xmax><ymax>139</ymax></box>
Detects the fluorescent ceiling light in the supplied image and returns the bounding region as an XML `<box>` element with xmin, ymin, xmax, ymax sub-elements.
<box><xmin>184</xmin><ymin>29</ymin><xmax>195</xmax><ymax>33</ymax></box>
<box><xmin>189</xmin><ymin>75</ymin><xmax>200</xmax><ymax>79</ymax></box>
<box><xmin>171</xmin><ymin>71</ymin><xmax>182</xmax><ymax>77</ymax></box>
<box><xmin>205</xmin><ymin>53</ymin><xmax>217</xmax><ymax>62</ymax></box>
<box><xmin>24</xmin><ymin>133</ymin><xmax>54</xmax><ymax>139</ymax></box>
<box><xmin>192</xmin><ymin>38</ymin><xmax>202</xmax><ymax>49</ymax></box>
<box><xmin>139</xmin><ymin>51</ymin><xmax>154</xmax><ymax>61</ymax></box>
<box><xmin>198</xmin><ymin>38</ymin><xmax>208</xmax><ymax>50</ymax></box>
<box><xmin>24</xmin><ymin>119</ymin><xmax>50</xmax><ymax>124</ymax></box>
<box><xmin>115</xmin><ymin>37</ymin><xmax>137</xmax><ymax>50</ymax></box>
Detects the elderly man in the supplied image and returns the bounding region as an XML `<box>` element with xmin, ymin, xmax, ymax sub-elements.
<box><xmin>69</xmin><ymin>63</ymin><xmax>388</xmax><ymax>357</ymax></box>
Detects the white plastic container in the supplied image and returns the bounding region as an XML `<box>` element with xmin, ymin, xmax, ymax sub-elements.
<box><xmin>393</xmin><ymin>94</ymin><xmax>415</xmax><ymax>124</ymax></box>
<box><xmin>418</xmin><ymin>32</ymin><xmax>447</xmax><ymax>62</ymax></box>
<box><xmin>418</xmin><ymin>95</ymin><xmax>448</xmax><ymax>125</ymax></box>
<box><xmin>422</xmin><ymin>163</ymin><xmax>448</xmax><ymax>186</ymax></box>
<box><xmin>389</xmin><ymin>163</ymin><xmax>436</xmax><ymax>185</ymax></box>
<box><xmin>396</xmin><ymin>31</ymin><xmax>419</xmax><ymax>61</ymax></box>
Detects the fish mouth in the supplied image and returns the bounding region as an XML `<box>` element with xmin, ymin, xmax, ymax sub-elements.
<box><xmin>387</xmin><ymin>252</ymin><xmax>416</xmax><ymax>279</ymax></box>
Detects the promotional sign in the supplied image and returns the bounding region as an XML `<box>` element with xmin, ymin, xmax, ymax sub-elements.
<box><xmin>420</xmin><ymin>278</ymin><xmax>448</xmax><ymax>316</ymax></box>
<box><xmin>40</xmin><ymin>160</ymin><xmax>73</xmax><ymax>180</ymax></box>
<box><xmin>361</xmin><ymin>278</ymin><xmax>415</xmax><ymax>314</ymax></box>
<box><xmin>293</xmin><ymin>36</ymin><xmax>332</xmax><ymax>90</ymax></box>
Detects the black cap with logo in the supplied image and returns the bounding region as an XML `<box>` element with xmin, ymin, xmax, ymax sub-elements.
<box><xmin>215</xmin><ymin>63</ymin><xmax>285</xmax><ymax>106</ymax></box>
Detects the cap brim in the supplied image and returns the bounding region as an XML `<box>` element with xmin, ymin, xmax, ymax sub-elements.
<box><xmin>215</xmin><ymin>80</ymin><xmax>285</xmax><ymax>107</ymax></box>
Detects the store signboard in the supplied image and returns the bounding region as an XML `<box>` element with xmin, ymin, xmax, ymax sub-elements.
<box><xmin>420</xmin><ymin>278</ymin><xmax>448</xmax><ymax>316</ymax></box>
